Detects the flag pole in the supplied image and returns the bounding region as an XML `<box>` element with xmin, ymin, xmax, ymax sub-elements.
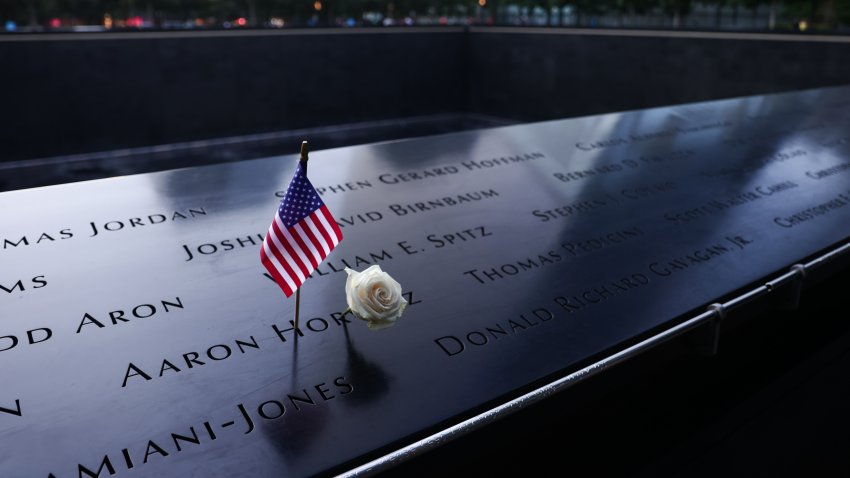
<box><xmin>294</xmin><ymin>140</ymin><xmax>309</xmax><ymax>330</ymax></box>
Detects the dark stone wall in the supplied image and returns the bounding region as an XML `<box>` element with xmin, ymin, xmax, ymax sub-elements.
<box><xmin>0</xmin><ymin>29</ymin><xmax>467</xmax><ymax>160</ymax></box>
<box><xmin>4</xmin><ymin>28</ymin><xmax>850</xmax><ymax>161</ymax></box>
<box><xmin>467</xmin><ymin>28</ymin><xmax>850</xmax><ymax>121</ymax></box>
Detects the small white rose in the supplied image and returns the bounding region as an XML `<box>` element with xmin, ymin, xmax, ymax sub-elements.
<box><xmin>344</xmin><ymin>265</ymin><xmax>408</xmax><ymax>330</ymax></box>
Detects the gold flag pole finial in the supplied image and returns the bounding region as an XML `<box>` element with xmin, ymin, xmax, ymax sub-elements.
<box><xmin>294</xmin><ymin>140</ymin><xmax>309</xmax><ymax>330</ymax></box>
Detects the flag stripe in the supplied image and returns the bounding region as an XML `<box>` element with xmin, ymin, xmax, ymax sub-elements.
<box><xmin>267</xmin><ymin>228</ymin><xmax>305</xmax><ymax>285</ymax></box>
<box><xmin>300</xmin><ymin>219</ymin><xmax>328</xmax><ymax>260</ymax></box>
<box><xmin>259</xmin><ymin>246</ymin><xmax>283</xmax><ymax>285</ymax></box>
<box><xmin>264</xmin><ymin>228</ymin><xmax>300</xmax><ymax>287</ymax></box>
<box><xmin>282</xmin><ymin>222</ymin><xmax>315</xmax><ymax>270</ymax></box>
<box><xmin>292</xmin><ymin>223</ymin><xmax>322</xmax><ymax>267</ymax></box>
<box><xmin>305</xmin><ymin>214</ymin><xmax>332</xmax><ymax>256</ymax></box>
<box><xmin>298</xmin><ymin>219</ymin><xmax>324</xmax><ymax>256</ymax></box>
<box><xmin>319</xmin><ymin>206</ymin><xmax>344</xmax><ymax>243</ymax></box>
<box><xmin>275</xmin><ymin>215</ymin><xmax>313</xmax><ymax>275</ymax></box>
<box><xmin>261</xmin><ymin>242</ymin><xmax>296</xmax><ymax>295</ymax></box>
<box><xmin>311</xmin><ymin>212</ymin><xmax>336</xmax><ymax>250</ymax></box>
<box><xmin>315</xmin><ymin>207</ymin><xmax>341</xmax><ymax>246</ymax></box>
<box><xmin>271</xmin><ymin>220</ymin><xmax>310</xmax><ymax>280</ymax></box>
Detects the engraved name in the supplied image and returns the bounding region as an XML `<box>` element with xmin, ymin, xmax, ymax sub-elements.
<box><xmin>2</xmin><ymin>207</ymin><xmax>207</xmax><ymax>251</ymax></box>
<box><xmin>561</xmin><ymin>226</ymin><xmax>644</xmax><ymax>257</ymax></box>
<box><xmin>63</xmin><ymin>376</ymin><xmax>353</xmax><ymax>477</ymax></box>
<box><xmin>122</xmin><ymin>336</ymin><xmax>261</xmax><ymax>387</ymax></box>
<box><xmin>87</xmin><ymin>208</ymin><xmax>207</xmax><ymax>237</ymax></box>
<box><xmin>182</xmin><ymin>234</ymin><xmax>264</xmax><ymax>261</ymax></box>
<box><xmin>395</xmin><ymin>226</ymin><xmax>493</xmax><ymax>255</ymax></box>
<box><xmin>774</xmin><ymin>191</ymin><xmax>850</xmax><ymax>228</ymax></box>
<box><xmin>1</xmin><ymin>297</ymin><xmax>185</xmax><ymax>354</ymax></box>
<box><xmin>648</xmin><ymin>237</ymin><xmax>752</xmax><ymax>278</ymax></box>
<box><xmin>700</xmin><ymin>148</ymin><xmax>807</xmax><ymax>178</ymax></box>
<box><xmin>277</xmin><ymin>152</ymin><xmax>545</xmax><ymax>197</ymax></box>
<box><xmin>388</xmin><ymin>189</ymin><xmax>499</xmax><ymax>216</ymax></box>
<box><xmin>76</xmin><ymin>297</ymin><xmax>185</xmax><ymax>334</ymax></box>
<box><xmin>1</xmin><ymin>276</ymin><xmax>47</xmax><ymax>295</ymax></box>
<box><xmin>576</xmin><ymin>121</ymin><xmax>730</xmax><ymax>151</ymax></box>
<box><xmin>434</xmin><ymin>307</ymin><xmax>557</xmax><ymax>356</ymax></box>
<box><xmin>664</xmin><ymin>181</ymin><xmax>798</xmax><ymax>225</ymax></box>
<box><xmin>805</xmin><ymin>161</ymin><xmax>850</xmax><ymax>180</ymax></box>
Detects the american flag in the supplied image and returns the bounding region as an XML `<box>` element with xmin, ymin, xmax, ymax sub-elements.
<box><xmin>261</xmin><ymin>163</ymin><xmax>343</xmax><ymax>297</ymax></box>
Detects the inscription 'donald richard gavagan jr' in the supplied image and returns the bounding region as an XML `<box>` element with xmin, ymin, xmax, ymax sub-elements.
<box><xmin>1</xmin><ymin>86</ymin><xmax>850</xmax><ymax>477</ymax></box>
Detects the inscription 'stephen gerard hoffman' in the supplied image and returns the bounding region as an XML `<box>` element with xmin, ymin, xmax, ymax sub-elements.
<box><xmin>2</xmin><ymin>86</ymin><xmax>850</xmax><ymax>478</ymax></box>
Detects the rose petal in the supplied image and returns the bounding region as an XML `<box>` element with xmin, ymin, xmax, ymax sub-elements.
<box><xmin>343</xmin><ymin>265</ymin><xmax>408</xmax><ymax>327</ymax></box>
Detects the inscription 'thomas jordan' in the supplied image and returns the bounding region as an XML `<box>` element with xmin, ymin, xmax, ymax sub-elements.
<box><xmin>2</xmin><ymin>207</ymin><xmax>207</xmax><ymax>251</ymax></box>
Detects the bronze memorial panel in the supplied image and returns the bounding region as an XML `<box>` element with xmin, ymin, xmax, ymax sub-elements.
<box><xmin>2</xmin><ymin>86</ymin><xmax>850</xmax><ymax>476</ymax></box>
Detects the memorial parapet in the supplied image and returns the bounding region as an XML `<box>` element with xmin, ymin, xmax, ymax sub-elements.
<box><xmin>2</xmin><ymin>85</ymin><xmax>850</xmax><ymax>477</ymax></box>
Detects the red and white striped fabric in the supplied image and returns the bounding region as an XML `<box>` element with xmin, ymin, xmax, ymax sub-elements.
<box><xmin>261</xmin><ymin>163</ymin><xmax>343</xmax><ymax>297</ymax></box>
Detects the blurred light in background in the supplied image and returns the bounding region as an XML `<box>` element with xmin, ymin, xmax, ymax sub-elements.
<box><xmin>0</xmin><ymin>0</ymin><xmax>847</xmax><ymax>33</ymax></box>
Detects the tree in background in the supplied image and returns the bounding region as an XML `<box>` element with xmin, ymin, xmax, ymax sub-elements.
<box><xmin>661</xmin><ymin>0</ymin><xmax>691</xmax><ymax>25</ymax></box>
<box><xmin>783</xmin><ymin>0</ymin><xmax>844</xmax><ymax>28</ymax></box>
<box><xmin>608</xmin><ymin>0</ymin><xmax>658</xmax><ymax>26</ymax></box>
<box><xmin>570</xmin><ymin>0</ymin><xmax>609</xmax><ymax>25</ymax></box>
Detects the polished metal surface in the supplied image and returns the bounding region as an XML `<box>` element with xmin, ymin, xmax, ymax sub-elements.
<box><xmin>341</xmin><ymin>240</ymin><xmax>850</xmax><ymax>477</ymax></box>
<box><xmin>2</xmin><ymin>86</ymin><xmax>850</xmax><ymax>477</ymax></box>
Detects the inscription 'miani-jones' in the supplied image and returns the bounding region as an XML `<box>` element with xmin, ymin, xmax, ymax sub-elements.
<box><xmin>56</xmin><ymin>375</ymin><xmax>354</xmax><ymax>478</ymax></box>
